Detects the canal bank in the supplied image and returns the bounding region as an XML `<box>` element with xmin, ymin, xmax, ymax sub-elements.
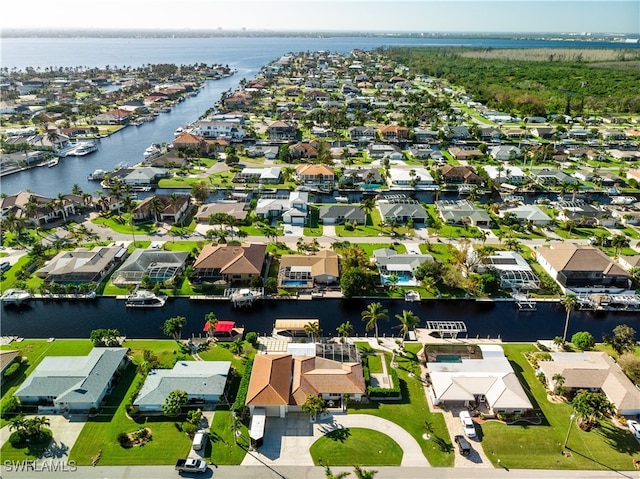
<box><xmin>1</xmin><ymin>297</ymin><xmax>637</xmax><ymax>342</ymax></box>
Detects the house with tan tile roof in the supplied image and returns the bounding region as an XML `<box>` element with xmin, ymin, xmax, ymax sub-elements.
<box><xmin>246</xmin><ymin>353</ymin><xmax>365</xmax><ymax>417</ymax></box>
<box><xmin>192</xmin><ymin>243</ymin><xmax>267</xmax><ymax>284</ymax></box>
<box><xmin>539</xmin><ymin>352</ymin><xmax>640</xmax><ymax>416</ymax></box>
<box><xmin>277</xmin><ymin>250</ymin><xmax>339</xmax><ymax>288</ymax></box>
<box><xmin>172</xmin><ymin>131</ymin><xmax>207</xmax><ymax>151</ymax></box>
<box><xmin>535</xmin><ymin>243</ymin><xmax>631</xmax><ymax>292</ymax></box>
<box><xmin>295</xmin><ymin>164</ymin><xmax>335</xmax><ymax>187</ymax></box>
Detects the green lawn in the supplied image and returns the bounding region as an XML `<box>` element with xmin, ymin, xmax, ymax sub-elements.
<box><xmin>481</xmin><ymin>344</ymin><xmax>640</xmax><ymax>470</ymax></box>
<box><xmin>207</xmin><ymin>409</ymin><xmax>249</xmax><ymax>464</ymax></box>
<box><xmin>617</xmin><ymin>227</ymin><xmax>640</xmax><ymax>239</ymax></box>
<box><xmin>366</xmin><ymin>354</ymin><xmax>383</xmax><ymax>374</ymax></box>
<box><xmin>91</xmin><ymin>215</ymin><xmax>158</xmax><ymax>236</ymax></box>
<box><xmin>351</xmin><ymin>343</ymin><xmax>454</xmax><ymax>467</ymax></box>
<box><xmin>310</xmin><ymin>427</ymin><xmax>403</xmax><ymax>466</ymax></box>
<box><xmin>553</xmin><ymin>226</ymin><xmax>610</xmax><ymax>240</ymax></box>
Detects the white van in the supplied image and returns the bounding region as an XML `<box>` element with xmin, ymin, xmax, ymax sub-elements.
<box><xmin>192</xmin><ymin>430</ymin><xmax>208</xmax><ymax>451</ymax></box>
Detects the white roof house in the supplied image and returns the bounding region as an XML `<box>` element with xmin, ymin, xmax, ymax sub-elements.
<box><xmin>484</xmin><ymin>165</ymin><xmax>526</xmax><ymax>184</ymax></box>
<box><xmin>501</xmin><ymin>204</ymin><xmax>552</xmax><ymax>226</ymax></box>
<box><xmin>490</xmin><ymin>145</ymin><xmax>522</xmax><ymax>161</ymax></box>
<box><xmin>427</xmin><ymin>345</ymin><xmax>533</xmax><ymax>414</ymax></box>
<box><xmin>134</xmin><ymin>361</ymin><xmax>231</xmax><ymax>412</ymax></box>
<box><xmin>14</xmin><ymin>348</ymin><xmax>128</xmax><ymax>412</ymax></box>
<box><xmin>388</xmin><ymin>168</ymin><xmax>434</xmax><ymax>190</ymax></box>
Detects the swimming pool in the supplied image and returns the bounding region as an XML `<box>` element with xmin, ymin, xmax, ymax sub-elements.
<box><xmin>281</xmin><ymin>280</ymin><xmax>310</xmax><ymax>287</ymax></box>
<box><xmin>381</xmin><ymin>275</ymin><xmax>416</xmax><ymax>286</ymax></box>
<box><xmin>435</xmin><ymin>355</ymin><xmax>462</xmax><ymax>363</ymax></box>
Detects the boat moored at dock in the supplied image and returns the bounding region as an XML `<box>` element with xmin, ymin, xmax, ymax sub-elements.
<box><xmin>1</xmin><ymin>289</ymin><xmax>33</xmax><ymax>305</ymax></box>
<box><xmin>125</xmin><ymin>290</ymin><xmax>168</xmax><ymax>308</ymax></box>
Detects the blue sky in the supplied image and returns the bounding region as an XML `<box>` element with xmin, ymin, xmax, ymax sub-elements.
<box><xmin>2</xmin><ymin>0</ymin><xmax>639</xmax><ymax>34</ymax></box>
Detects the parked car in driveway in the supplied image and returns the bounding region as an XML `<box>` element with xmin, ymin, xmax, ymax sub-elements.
<box><xmin>0</xmin><ymin>261</ymin><xmax>11</xmax><ymax>273</ymax></box>
<box><xmin>628</xmin><ymin>419</ymin><xmax>640</xmax><ymax>439</ymax></box>
<box><xmin>454</xmin><ymin>435</ymin><xmax>472</xmax><ymax>456</ymax></box>
<box><xmin>459</xmin><ymin>410</ymin><xmax>476</xmax><ymax>438</ymax></box>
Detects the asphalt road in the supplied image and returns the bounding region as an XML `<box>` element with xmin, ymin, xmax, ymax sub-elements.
<box><xmin>3</xmin><ymin>464</ymin><xmax>640</xmax><ymax>479</ymax></box>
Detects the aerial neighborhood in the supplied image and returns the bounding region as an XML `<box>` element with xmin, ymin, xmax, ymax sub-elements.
<box><xmin>1</xmin><ymin>45</ymin><xmax>640</xmax><ymax>476</ymax></box>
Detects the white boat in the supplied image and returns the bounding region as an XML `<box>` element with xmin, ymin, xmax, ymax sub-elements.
<box><xmin>88</xmin><ymin>169</ymin><xmax>106</xmax><ymax>180</ymax></box>
<box><xmin>229</xmin><ymin>288</ymin><xmax>262</xmax><ymax>307</ymax></box>
<box><xmin>143</xmin><ymin>145</ymin><xmax>162</xmax><ymax>160</ymax></box>
<box><xmin>125</xmin><ymin>290</ymin><xmax>167</xmax><ymax>308</ymax></box>
<box><xmin>610</xmin><ymin>196</ymin><xmax>636</xmax><ymax>205</ymax></box>
<box><xmin>1</xmin><ymin>289</ymin><xmax>33</xmax><ymax>305</ymax></box>
<box><xmin>405</xmin><ymin>290</ymin><xmax>421</xmax><ymax>302</ymax></box>
<box><xmin>67</xmin><ymin>142</ymin><xmax>98</xmax><ymax>156</ymax></box>
<box><xmin>335</xmin><ymin>196</ymin><xmax>349</xmax><ymax>203</ymax></box>
<box><xmin>42</xmin><ymin>158</ymin><xmax>59</xmax><ymax>168</ymax></box>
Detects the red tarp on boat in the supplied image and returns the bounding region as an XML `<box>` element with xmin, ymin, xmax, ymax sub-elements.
<box><xmin>203</xmin><ymin>320</ymin><xmax>235</xmax><ymax>333</ymax></box>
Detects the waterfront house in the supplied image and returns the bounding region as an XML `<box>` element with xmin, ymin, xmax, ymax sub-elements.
<box><xmin>413</xmin><ymin>127</ymin><xmax>439</xmax><ymax>143</ymax></box>
<box><xmin>555</xmin><ymin>202</ymin><xmax>615</xmax><ymax>228</ymax></box>
<box><xmin>476</xmin><ymin>251</ymin><xmax>540</xmax><ymax>290</ymax></box>
<box><xmin>172</xmin><ymin>132</ymin><xmax>208</xmax><ymax>152</ymax></box>
<box><xmin>233</xmin><ymin>167</ymin><xmax>282</xmax><ymax>184</ymax></box>
<box><xmin>267</xmin><ymin>120</ymin><xmax>297</xmax><ymax>141</ymax></box>
<box><xmin>246</xmin><ymin>145</ymin><xmax>279</xmax><ymax>159</ymax></box>
<box><xmin>192</xmin><ymin>120</ymin><xmax>246</xmax><ymax>140</ymax></box>
<box><xmin>111</xmin><ymin>249</ymin><xmax>189</xmax><ymax>286</ymax></box>
<box><xmin>439</xmin><ymin>165</ymin><xmax>483</xmax><ymax>186</ymax></box>
<box><xmin>500</xmin><ymin>204</ymin><xmax>552</xmax><ymax>226</ymax></box>
<box><xmin>484</xmin><ymin>165</ymin><xmax>526</xmax><ymax>185</ymax></box>
<box><xmin>534</xmin><ymin>169</ymin><xmax>579</xmax><ymax>186</ymax></box>
<box><xmin>319</xmin><ymin>205</ymin><xmax>366</xmax><ymax>225</ymax></box>
<box><xmin>132</xmin><ymin>194</ymin><xmax>190</xmax><ymax>224</ymax></box>
<box><xmin>427</xmin><ymin>345</ymin><xmax>533</xmax><ymax>416</ymax></box>
<box><xmin>341</xmin><ymin>167</ymin><xmax>383</xmax><ymax>186</ymax></box>
<box><xmin>289</xmin><ymin>142</ymin><xmax>319</xmax><ymax>160</ymax></box>
<box><xmin>379</xmin><ymin>124</ymin><xmax>409</xmax><ymax>142</ymax></box>
<box><xmin>0</xmin><ymin>191</ymin><xmax>80</xmax><ymax>226</ymax></box>
<box><xmin>295</xmin><ymin>164</ymin><xmax>335</xmax><ymax>188</ymax></box>
<box><xmin>373</xmin><ymin>248</ymin><xmax>433</xmax><ymax>286</ymax></box>
<box><xmin>255</xmin><ymin>191</ymin><xmax>308</xmax><ymax>225</ymax></box>
<box><xmin>448</xmin><ymin>146</ymin><xmax>483</xmax><ymax>162</ymax></box>
<box><xmin>388</xmin><ymin>168</ymin><xmax>434</xmax><ymax>190</ymax></box>
<box><xmin>195</xmin><ymin>201</ymin><xmax>248</xmax><ymax>224</ymax></box>
<box><xmin>539</xmin><ymin>352</ymin><xmax>640</xmax><ymax>416</ymax></box>
<box><xmin>377</xmin><ymin>199</ymin><xmax>429</xmax><ymax>224</ymax></box>
<box><xmin>134</xmin><ymin>361</ymin><xmax>231</xmax><ymax>412</ymax></box>
<box><xmin>277</xmin><ymin>250</ymin><xmax>340</xmax><ymax>288</ymax></box>
<box><xmin>14</xmin><ymin>348</ymin><xmax>129</xmax><ymax>413</ymax></box>
<box><xmin>349</xmin><ymin>126</ymin><xmax>377</xmax><ymax>142</ymax></box>
<box><xmin>192</xmin><ymin>243</ymin><xmax>267</xmax><ymax>284</ymax></box>
<box><xmin>246</xmin><ymin>353</ymin><xmax>365</xmax><ymax>418</ymax></box>
<box><xmin>123</xmin><ymin>167</ymin><xmax>170</xmax><ymax>186</ymax></box>
<box><xmin>367</xmin><ymin>143</ymin><xmax>403</xmax><ymax>160</ymax></box>
<box><xmin>435</xmin><ymin>200</ymin><xmax>491</xmax><ymax>227</ymax></box>
<box><xmin>36</xmin><ymin>246</ymin><xmax>124</xmax><ymax>284</ymax></box>
<box><xmin>535</xmin><ymin>243</ymin><xmax>631</xmax><ymax>292</ymax></box>
<box><xmin>489</xmin><ymin>145</ymin><xmax>522</xmax><ymax>162</ymax></box>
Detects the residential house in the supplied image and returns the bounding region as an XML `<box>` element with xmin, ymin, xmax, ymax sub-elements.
<box><xmin>373</xmin><ymin>248</ymin><xmax>433</xmax><ymax>285</ymax></box>
<box><xmin>413</xmin><ymin>127</ymin><xmax>439</xmax><ymax>143</ymax></box>
<box><xmin>172</xmin><ymin>132</ymin><xmax>207</xmax><ymax>152</ymax></box>
<box><xmin>535</xmin><ymin>169</ymin><xmax>579</xmax><ymax>186</ymax></box>
<box><xmin>278</xmin><ymin>250</ymin><xmax>340</xmax><ymax>288</ymax></box>
<box><xmin>289</xmin><ymin>142</ymin><xmax>318</xmax><ymax>160</ymax></box>
<box><xmin>539</xmin><ymin>352</ymin><xmax>640</xmax><ymax>416</ymax></box>
<box><xmin>556</xmin><ymin>201</ymin><xmax>615</xmax><ymax>228</ymax></box>
<box><xmin>319</xmin><ymin>205</ymin><xmax>366</xmax><ymax>225</ymax></box>
<box><xmin>192</xmin><ymin>243</ymin><xmax>267</xmax><ymax>284</ymax></box>
<box><xmin>132</xmin><ymin>194</ymin><xmax>190</xmax><ymax>224</ymax></box>
<box><xmin>195</xmin><ymin>202</ymin><xmax>248</xmax><ymax>224</ymax></box>
<box><xmin>377</xmin><ymin>199</ymin><xmax>429</xmax><ymax>224</ymax></box>
<box><xmin>111</xmin><ymin>249</ymin><xmax>189</xmax><ymax>286</ymax></box>
<box><xmin>246</xmin><ymin>353</ymin><xmax>366</xmax><ymax>418</ymax></box>
<box><xmin>484</xmin><ymin>165</ymin><xmax>526</xmax><ymax>184</ymax></box>
<box><xmin>123</xmin><ymin>167</ymin><xmax>169</xmax><ymax>186</ymax></box>
<box><xmin>489</xmin><ymin>145</ymin><xmax>522</xmax><ymax>162</ymax></box>
<box><xmin>233</xmin><ymin>167</ymin><xmax>282</xmax><ymax>184</ymax></box>
<box><xmin>618</xmin><ymin>255</ymin><xmax>640</xmax><ymax>271</ymax></box>
<box><xmin>134</xmin><ymin>361</ymin><xmax>231</xmax><ymax>412</ymax></box>
<box><xmin>476</xmin><ymin>251</ymin><xmax>540</xmax><ymax>290</ymax></box>
<box><xmin>435</xmin><ymin>200</ymin><xmax>491</xmax><ymax>227</ymax></box>
<box><xmin>267</xmin><ymin>121</ymin><xmax>297</xmax><ymax>141</ymax></box>
<box><xmin>530</xmin><ymin>126</ymin><xmax>557</xmax><ymax>139</ymax></box>
<box><xmin>388</xmin><ymin>168</ymin><xmax>434</xmax><ymax>189</ymax></box>
<box><xmin>340</xmin><ymin>167</ymin><xmax>383</xmax><ymax>187</ymax></box>
<box><xmin>14</xmin><ymin>348</ymin><xmax>129</xmax><ymax>413</ymax></box>
<box><xmin>501</xmin><ymin>204</ymin><xmax>552</xmax><ymax>226</ymax></box>
<box><xmin>0</xmin><ymin>191</ymin><xmax>81</xmax><ymax>226</ymax></box>
<box><xmin>446</xmin><ymin>126</ymin><xmax>471</xmax><ymax>140</ymax></box>
<box><xmin>408</xmin><ymin>145</ymin><xmax>436</xmax><ymax>160</ymax></box>
<box><xmin>448</xmin><ymin>146</ymin><xmax>483</xmax><ymax>161</ymax></box>
<box><xmin>192</xmin><ymin>120</ymin><xmax>246</xmax><ymax>140</ymax></box>
<box><xmin>36</xmin><ymin>246</ymin><xmax>124</xmax><ymax>284</ymax></box>
<box><xmin>91</xmin><ymin>110</ymin><xmax>130</xmax><ymax>125</ymax></box>
<box><xmin>349</xmin><ymin>126</ymin><xmax>377</xmax><ymax>142</ymax></box>
<box><xmin>440</xmin><ymin>166</ymin><xmax>484</xmax><ymax>186</ymax></box>
<box><xmin>609</xmin><ymin>207</ymin><xmax>640</xmax><ymax>226</ymax></box>
<box><xmin>0</xmin><ymin>350</ymin><xmax>20</xmax><ymax>382</ymax></box>
<box><xmin>295</xmin><ymin>164</ymin><xmax>335</xmax><ymax>188</ymax></box>
<box><xmin>255</xmin><ymin>191</ymin><xmax>308</xmax><ymax>225</ymax></box>
<box><xmin>535</xmin><ymin>243</ymin><xmax>631</xmax><ymax>291</ymax></box>
<box><xmin>367</xmin><ymin>143</ymin><xmax>403</xmax><ymax>160</ymax></box>
<box><xmin>427</xmin><ymin>345</ymin><xmax>533</xmax><ymax>415</ymax></box>
<box><xmin>246</xmin><ymin>145</ymin><xmax>279</xmax><ymax>159</ymax></box>
<box><xmin>379</xmin><ymin>125</ymin><xmax>409</xmax><ymax>142</ymax></box>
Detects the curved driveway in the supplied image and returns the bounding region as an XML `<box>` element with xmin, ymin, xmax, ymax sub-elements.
<box><xmin>241</xmin><ymin>412</ymin><xmax>429</xmax><ymax>467</ymax></box>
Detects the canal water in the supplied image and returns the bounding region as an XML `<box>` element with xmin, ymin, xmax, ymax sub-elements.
<box><xmin>1</xmin><ymin>297</ymin><xmax>637</xmax><ymax>342</ymax></box>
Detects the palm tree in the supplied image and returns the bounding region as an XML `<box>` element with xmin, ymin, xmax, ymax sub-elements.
<box><xmin>394</xmin><ymin>309</ymin><xmax>420</xmax><ymax>345</ymax></box>
<box><xmin>611</xmin><ymin>234</ymin><xmax>630</xmax><ymax>257</ymax></box>
<box><xmin>205</xmin><ymin>312</ymin><xmax>218</xmax><ymax>338</ymax></box>
<box><xmin>359</xmin><ymin>198</ymin><xmax>376</xmax><ymax>226</ymax></box>
<box><xmin>551</xmin><ymin>373</ymin><xmax>565</xmax><ymax>396</ymax></box>
<box><xmin>353</xmin><ymin>466</ymin><xmax>377</xmax><ymax>479</ymax></box>
<box><xmin>323</xmin><ymin>466</ymin><xmax>350</xmax><ymax>479</ymax></box>
<box><xmin>561</xmin><ymin>294</ymin><xmax>578</xmax><ymax>344</ymax></box>
<box><xmin>304</xmin><ymin>321</ymin><xmax>322</xmax><ymax>343</ymax></box>
<box><xmin>147</xmin><ymin>196</ymin><xmax>164</xmax><ymax>224</ymax></box>
<box><xmin>361</xmin><ymin>302</ymin><xmax>388</xmax><ymax>342</ymax></box>
<box><xmin>55</xmin><ymin>193</ymin><xmax>68</xmax><ymax>224</ymax></box>
<box><xmin>336</xmin><ymin>321</ymin><xmax>353</xmax><ymax>343</ymax></box>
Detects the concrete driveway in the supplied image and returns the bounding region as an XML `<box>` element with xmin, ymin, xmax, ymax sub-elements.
<box><xmin>241</xmin><ymin>411</ymin><xmax>429</xmax><ymax>467</ymax></box>
<box><xmin>0</xmin><ymin>414</ymin><xmax>86</xmax><ymax>459</ymax></box>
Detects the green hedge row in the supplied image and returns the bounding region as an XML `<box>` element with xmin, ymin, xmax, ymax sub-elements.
<box><xmin>233</xmin><ymin>357</ymin><xmax>254</xmax><ymax>413</ymax></box>
<box><xmin>367</xmin><ymin>367</ymin><xmax>401</xmax><ymax>398</ymax></box>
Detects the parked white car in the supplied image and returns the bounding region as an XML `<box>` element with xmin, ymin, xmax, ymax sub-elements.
<box><xmin>628</xmin><ymin>420</ymin><xmax>640</xmax><ymax>440</ymax></box>
<box><xmin>459</xmin><ymin>410</ymin><xmax>476</xmax><ymax>438</ymax></box>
